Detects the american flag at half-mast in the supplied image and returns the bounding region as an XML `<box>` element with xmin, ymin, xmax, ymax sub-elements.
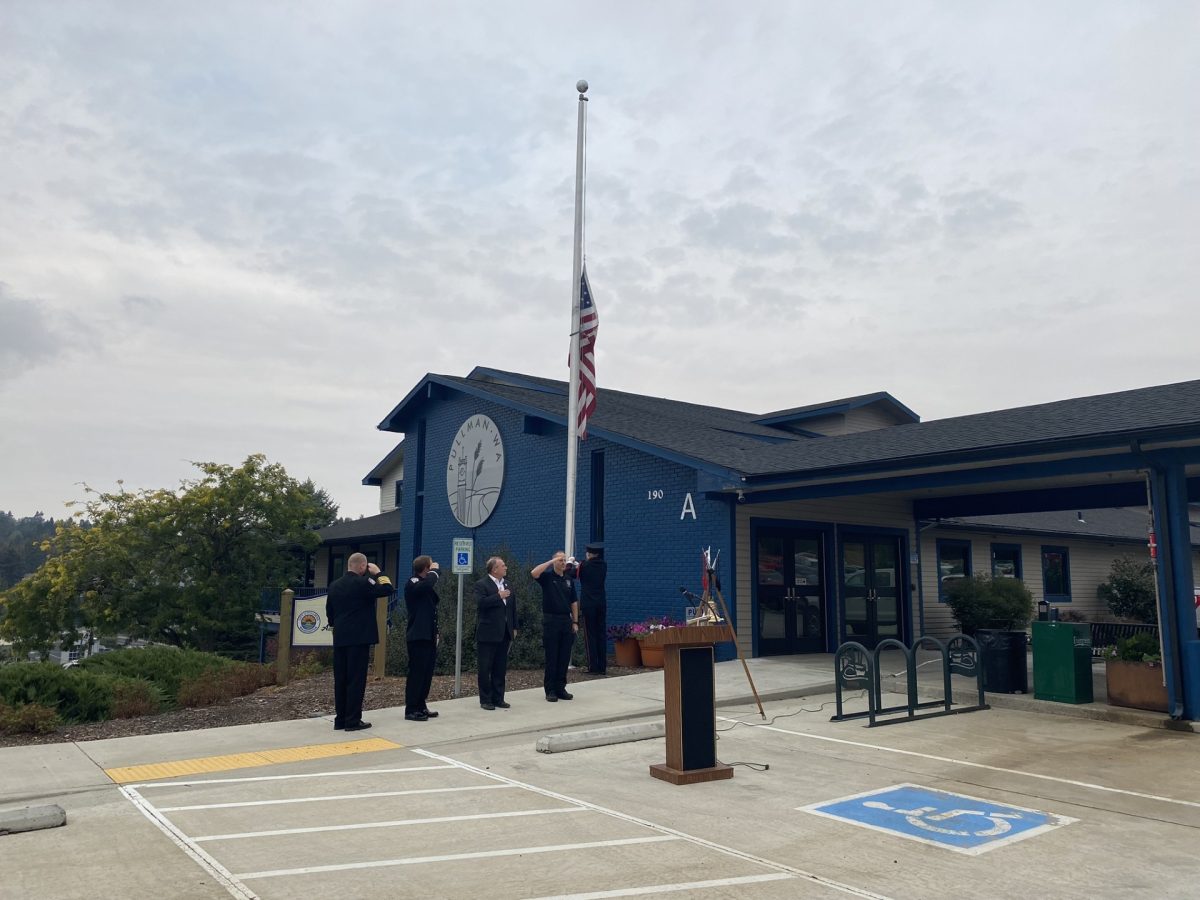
<box><xmin>575</xmin><ymin>265</ymin><xmax>599</xmax><ymax>438</ymax></box>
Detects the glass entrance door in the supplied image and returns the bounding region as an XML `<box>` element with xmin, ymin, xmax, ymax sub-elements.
<box><xmin>841</xmin><ymin>535</ymin><xmax>903</xmax><ymax>649</ymax></box>
<box><xmin>756</xmin><ymin>529</ymin><xmax>827</xmax><ymax>654</ymax></box>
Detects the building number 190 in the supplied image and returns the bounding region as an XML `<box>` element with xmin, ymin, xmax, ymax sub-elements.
<box><xmin>647</xmin><ymin>489</ymin><xmax>664</xmax><ymax>500</ymax></box>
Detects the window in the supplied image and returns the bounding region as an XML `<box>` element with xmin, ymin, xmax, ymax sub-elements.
<box><xmin>394</xmin><ymin>479</ymin><xmax>403</xmax><ymax>510</ymax></box>
<box><xmin>991</xmin><ymin>543</ymin><xmax>1022</xmax><ymax>580</ymax></box>
<box><xmin>1041</xmin><ymin>546</ymin><xmax>1071</xmax><ymax>601</ymax></box>
<box><xmin>936</xmin><ymin>539</ymin><xmax>971</xmax><ymax>602</ymax></box>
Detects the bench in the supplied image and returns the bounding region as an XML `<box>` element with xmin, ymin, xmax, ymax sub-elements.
<box><xmin>1089</xmin><ymin>622</ymin><xmax>1158</xmax><ymax>657</ymax></box>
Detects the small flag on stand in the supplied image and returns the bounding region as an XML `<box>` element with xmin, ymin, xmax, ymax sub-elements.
<box><xmin>575</xmin><ymin>266</ymin><xmax>599</xmax><ymax>438</ymax></box>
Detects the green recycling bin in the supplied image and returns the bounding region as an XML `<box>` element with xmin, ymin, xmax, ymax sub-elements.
<box><xmin>1032</xmin><ymin>621</ymin><xmax>1093</xmax><ymax>704</ymax></box>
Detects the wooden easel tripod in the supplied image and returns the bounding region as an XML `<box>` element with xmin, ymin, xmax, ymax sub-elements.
<box><xmin>695</xmin><ymin>551</ymin><xmax>765</xmax><ymax>720</ymax></box>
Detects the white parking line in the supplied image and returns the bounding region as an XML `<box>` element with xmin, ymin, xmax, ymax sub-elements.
<box><xmin>527</xmin><ymin>873</ymin><xmax>796</xmax><ymax>899</ymax></box>
<box><xmin>415</xmin><ymin>749</ymin><xmax>893</xmax><ymax>900</ymax></box>
<box><xmin>121</xmin><ymin>786</ymin><xmax>260</xmax><ymax>900</ymax></box>
<box><xmin>718</xmin><ymin>717</ymin><xmax>1200</xmax><ymax>810</ymax></box>
<box><xmin>235</xmin><ymin>836</ymin><xmax>681</xmax><ymax>880</ymax></box>
<box><xmin>156</xmin><ymin>782</ymin><xmax>513</xmax><ymax>811</ymax></box>
<box><xmin>127</xmin><ymin>764</ymin><xmax>454</xmax><ymax>789</ymax></box>
<box><xmin>192</xmin><ymin>805</ymin><xmax>587</xmax><ymax>842</ymax></box>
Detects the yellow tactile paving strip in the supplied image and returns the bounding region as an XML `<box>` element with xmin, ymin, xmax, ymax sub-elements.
<box><xmin>105</xmin><ymin>737</ymin><xmax>402</xmax><ymax>784</ymax></box>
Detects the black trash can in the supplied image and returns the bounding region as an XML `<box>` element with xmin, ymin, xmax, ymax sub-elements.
<box><xmin>975</xmin><ymin>629</ymin><xmax>1029</xmax><ymax>694</ymax></box>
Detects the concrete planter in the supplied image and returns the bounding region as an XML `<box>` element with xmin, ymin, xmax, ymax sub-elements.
<box><xmin>1105</xmin><ymin>659</ymin><xmax>1169</xmax><ymax>712</ymax></box>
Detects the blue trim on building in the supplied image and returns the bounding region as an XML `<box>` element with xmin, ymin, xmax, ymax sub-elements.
<box><xmin>743</xmin><ymin>441</ymin><xmax>1200</xmax><ymax>492</ymax></box>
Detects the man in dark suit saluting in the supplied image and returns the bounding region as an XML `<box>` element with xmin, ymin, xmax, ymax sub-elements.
<box><xmin>474</xmin><ymin>557</ymin><xmax>518</xmax><ymax>710</ymax></box>
<box><xmin>404</xmin><ymin>555</ymin><xmax>441</xmax><ymax>722</ymax></box>
<box><xmin>326</xmin><ymin>552</ymin><xmax>395</xmax><ymax>731</ymax></box>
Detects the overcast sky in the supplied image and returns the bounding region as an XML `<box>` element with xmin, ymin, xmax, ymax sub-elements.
<box><xmin>2</xmin><ymin>1</ymin><xmax>1197</xmax><ymax>521</ymax></box>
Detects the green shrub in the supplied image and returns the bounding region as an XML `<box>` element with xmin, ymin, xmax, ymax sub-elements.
<box><xmin>79</xmin><ymin>646</ymin><xmax>233</xmax><ymax>704</ymax></box>
<box><xmin>108</xmin><ymin>677</ymin><xmax>164</xmax><ymax>719</ymax></box>
<box><xmin>292</xmin><ymin>650</ymin><xmax>332</xmax><ymax>678</ymax></box>
<box><xmin>1110</xmin><ymin>632</ymin><xmax>1161</xmax><ymax>663</ymax></box>
<box><xmin>944</xmin><ymin>575</ymin><xmax>1035</xmax><ymax>635</ymax></box>
<box><xmin>0</xmin><ymin>701</ymin><xmax>61</xmax><ymax>734</ymax></box>
<box><xmin>0</xmin><ymin>662</ymin><xmax>113</xmax><ymax>722</ymax></box>
<box><xmin>177</xmin><ymin>662</ymin><xmax>273</xmax><ymax>708</ymax></box>
<box><xmin>1097</xmin><ymin>556</ymin><xmax>1157</xmax><ymax>624</ymax></box>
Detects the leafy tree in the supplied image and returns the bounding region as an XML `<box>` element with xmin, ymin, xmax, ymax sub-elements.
<box><xmin>0</xmin><ymin>512</ymin><xmax>59</xmax><ymax>591</ymax></box>
<box><xmin>0</xmin><ymin>456</ymin><xmax>331</xmax><ymax>657</ymax></box>
<box><xmin>1096</xmin><ymin>556</ymin><xmax>1157</xmax><ymax>623</ymax></box>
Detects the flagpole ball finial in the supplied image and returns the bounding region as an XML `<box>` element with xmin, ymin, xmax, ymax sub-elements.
<box><xmin>576</xmin><ymin>79</ymin><xmax>589</xmax><ymax>94</ymax></box>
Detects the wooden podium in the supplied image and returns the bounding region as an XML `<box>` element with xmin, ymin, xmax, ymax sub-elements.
<box><xmin>642</xmin><ymin>625</ymin><xmax>735</xmax><ymax>785</ymax></box>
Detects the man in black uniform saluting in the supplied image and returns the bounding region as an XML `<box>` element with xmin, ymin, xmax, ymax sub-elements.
<box><xmin>577</xmin><ymin>543</ymin><xmax>607</xmax><ymax>675</ymax></box>
<box><xmin>531</xmin><ymin>551</ymin><xmax>580</xmax><ymax>702</ymax></box>
<box><xmin>404</xmin><ymin>555</ymin><xmax>441</xmax><ymax>722</ymax></box>
<box><xmin>326</xmin><ymin>552</ymin><xmax>395</xmax><ymax>731</ymax></box>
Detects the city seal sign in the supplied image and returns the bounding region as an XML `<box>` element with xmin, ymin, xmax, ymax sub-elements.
<box><xmin>446</xmin><ymin>414</ymin><xmax>505</xmax><ymax>528</ymax></box>
<box><xmin>296</xmin><ymin>610</ymin><xmax>322</xmax><ymax>634</ymax></box>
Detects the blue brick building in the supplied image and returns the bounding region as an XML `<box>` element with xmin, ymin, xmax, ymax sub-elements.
<box><xmin>354</xmin><ymin>368</ymin><xmax>1200</xmax><ymax>717</ymax></box>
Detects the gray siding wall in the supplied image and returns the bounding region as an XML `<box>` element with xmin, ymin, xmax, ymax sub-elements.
<box><xmin>377</xmin><ymin>460</ymin><xmax>405</xmax><ymax>513</ymax></box>
<box><xmin>923</xmin><ymin>531</ymin><xmax>1200</xmax><ymax>636</ymax></box>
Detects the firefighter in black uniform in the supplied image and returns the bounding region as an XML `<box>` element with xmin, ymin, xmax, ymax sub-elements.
<box><xmin>326</xmin><ymin>552</ymin><xmax>394</xmax><ymax>731</ymax></box>
<box><xmin>403</xmin><ymin>555</ymin><xmax>441</xmax><ymax>721</ymax></box>
<box><xmin>577</xmin><ymin>543</ymin><xmax>608</xmax><ymax>675</ymax></box>
<box><xmin>531</xmin><ymin>551</ymin><xmax>579</xmax><ymax>701</ymax></box>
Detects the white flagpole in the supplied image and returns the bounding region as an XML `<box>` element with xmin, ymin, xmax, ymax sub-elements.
<box><xmin>565</xmin><ymin>79</ymin><xmax>588</xmax><ymax>558</ymax></box>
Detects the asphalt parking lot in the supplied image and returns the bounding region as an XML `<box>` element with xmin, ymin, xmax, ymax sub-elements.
<box><xmin>2</xmin><ymin>659</ymin><xmax>1199</xmax><ymax>899</ymax></box>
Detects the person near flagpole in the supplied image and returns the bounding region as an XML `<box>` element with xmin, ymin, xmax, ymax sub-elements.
<box><xmin>578</xmin><ymin>543</ymin><xmax>607</xmax><ymax>674</ymax></box>
<box><xmin>531</xmin><ymin>551</ymin><xmax>580</xmax><ymax>701</ymax></box>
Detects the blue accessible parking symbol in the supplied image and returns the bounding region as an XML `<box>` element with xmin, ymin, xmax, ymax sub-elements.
<box><xmin>799</xmin><ymin>784</ymin><xmax>1076</xmax><ymax>855</ymax></box>
<box><xmin>456</xmin><ymin>552</ymin><xmax>469</xmax><ymax>567</ymax></box>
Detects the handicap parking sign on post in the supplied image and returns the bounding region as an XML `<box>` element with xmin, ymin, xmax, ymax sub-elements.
<box><xmin>452</xmin><ymin>538</ymin><xmax>474</xmax><ymax>575</ymax></box>
<box><xmin>799</xmin><ymin>784</ymin><xmax>1076</xmax><ymax>855</ymax></box>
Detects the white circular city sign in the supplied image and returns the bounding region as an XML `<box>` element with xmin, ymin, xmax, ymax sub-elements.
<box><xmin>446</xmin><ymin>414</ymin><xmax>505</xmax><ymax>528</ymax></box>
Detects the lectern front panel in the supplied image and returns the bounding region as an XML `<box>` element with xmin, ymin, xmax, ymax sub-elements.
<box><xmin>678</xmin><ymin>646</ymin><xmax>716</xmax><ymax>770</ymax></box>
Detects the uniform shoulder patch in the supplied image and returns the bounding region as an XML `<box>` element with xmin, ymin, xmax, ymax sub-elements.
<box><xmin>410</xmin><ymin>577</ymin><xmax>420</xmax><ymax>583</ymax></box>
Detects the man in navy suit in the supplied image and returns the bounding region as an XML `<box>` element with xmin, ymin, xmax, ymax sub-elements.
<box><xmin>326</xmin><ymin>552</ymin><xmax>395</xmax><ymax>731</ymax></box>
<box><xmin>473</xmin><ymin>556</ymin><xmax>518</xmax><ymax>710</ymax></box>
<box><xmin>404</xmin><ymin>555</ymin><xmax>441</xmax><ymax>722</ymax></box>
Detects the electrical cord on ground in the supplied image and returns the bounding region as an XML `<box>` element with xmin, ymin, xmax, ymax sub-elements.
<box><xmin>715</xmin><ymin>690</ymin><xmax>866</xmax><ymax>733</ymax></box>
<box><xmin>716</xmin><ymin>757</ymin><xmax>769</xmax><ymax>771</ymax></box>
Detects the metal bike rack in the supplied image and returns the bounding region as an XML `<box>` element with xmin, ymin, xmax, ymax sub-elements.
<box><xmin>832</xmin><ymin>633</ymin><xmax>988</xmax><ymax>727</ymax></box>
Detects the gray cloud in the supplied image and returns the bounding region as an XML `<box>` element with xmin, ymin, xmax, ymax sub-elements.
<box><xmin>0</xmin><ymin>285</ymin><xmax>62</xmax><ymax>374</ymax></box>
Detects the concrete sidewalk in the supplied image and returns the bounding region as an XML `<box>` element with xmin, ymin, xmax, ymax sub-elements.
<box><xmin>1</xmin><ymin>651</ymin><xmax>1187</xmax><ymax>808</ymax></box>
<box><xmin>2</xmin><ymin>654</ymin><xmax>1197</xmax><ymax>900</ymax></box>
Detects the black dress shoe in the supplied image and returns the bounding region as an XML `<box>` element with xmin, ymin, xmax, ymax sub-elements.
<box><xmin>422</xmin><ymin>709</ymin><xmax>439</xmax><ymax>718</ymax></box>
<box><xmin>480</xmin><ymin>702</ymin><xmax>496</xmax><ymax>710</ymax></box>
<box><xmin>344</xmin><ymin>721</ymin><xmax>372</xmax><ymax>731</ymax></box>
<box><xmin>545</xmin><ymin>694</ymin><xmax>558</xmax><ymax>702</ymax></box>
<box><xmin>333</xmin><ymin>723</ymin><xmax>345</xmax><ymax>730</ymax></box>
<box><xmin>495</xmin><ymin>701</ymin><xmax>511</xmax><ymax>709</ymax></box>
<box><xmin>555</xmin><ymin>691</ymin><xmax>574</xmax><ymax>701</ymax></box>
<box><xmin>404</xmin><ymin>711</ymin><xmax>429</xmax><ymax>722</ymax></box>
